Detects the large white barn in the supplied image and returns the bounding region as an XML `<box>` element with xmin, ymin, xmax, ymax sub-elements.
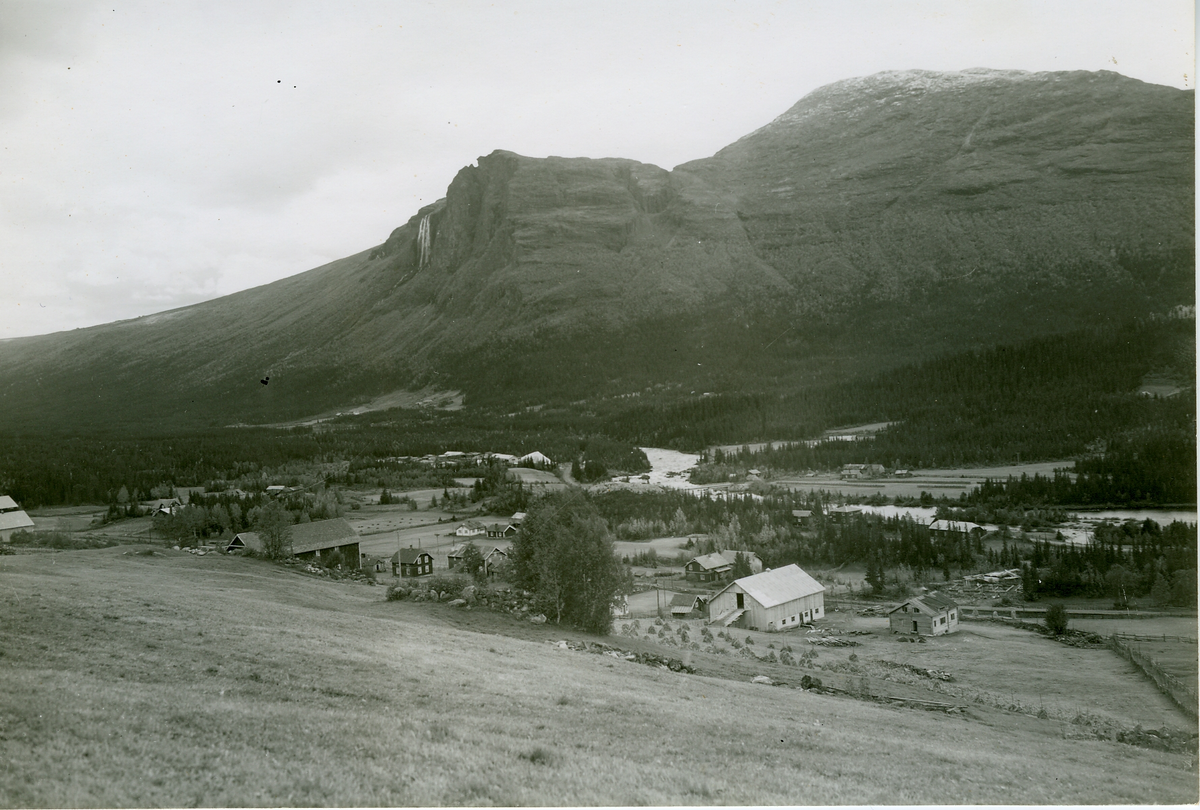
<box><xmin>0</xmin><ymin>495</ymin><xmax>35</xmax><ymax>543</ymax></box>
<box><xmin>707</xmin><ymin>564</ymin><xmax>825</xmax><ymax>632</ymax></box>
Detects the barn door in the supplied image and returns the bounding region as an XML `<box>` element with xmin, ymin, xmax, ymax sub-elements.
<box><xmin>736</xmin><ymin>593</ymin><xmax>744</xmax><ymax>609</ymax></box>
<box><xmin>912</xmin><ymin>620</ymin><xmax>919</xmax><ymax>633</ymax></box>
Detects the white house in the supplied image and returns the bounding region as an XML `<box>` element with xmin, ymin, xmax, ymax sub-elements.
<box><xmin>706</xmin><ymin>564</ymin><xmax>825</xmax><ymax>632</ymax></box>
<box><xmin>455</xmin><ymin>520</ymin><xmax>486</xmax><ymax>537</ymax></box>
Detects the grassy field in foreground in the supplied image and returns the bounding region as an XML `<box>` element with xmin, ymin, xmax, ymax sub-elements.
<box><xmin>0</xmin><ymin>547</ymin><xmax>1196</xmax><ymax>807</ymax></box>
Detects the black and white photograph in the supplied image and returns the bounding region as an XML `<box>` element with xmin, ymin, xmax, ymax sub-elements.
<box><xmin>0</xmin><ymin>1</ymin><xmax>1195</xmax><ymax>805</ymax></box>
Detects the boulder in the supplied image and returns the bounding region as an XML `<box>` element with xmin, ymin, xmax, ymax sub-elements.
<box><xmin>529</xmin><ymin>614</ymin><xmax>547</xmax><ymax>624</ymax></box>
<box><xmin>447</xmin><ymin>598</ymin><xmax>467</xmax><ymax>608</ymax></box>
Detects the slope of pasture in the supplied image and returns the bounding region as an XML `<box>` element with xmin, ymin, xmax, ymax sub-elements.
<box><xmin>1</xmin><ymin>547</ymin><xmax>1196</xmax><ymax>807</ymax></box>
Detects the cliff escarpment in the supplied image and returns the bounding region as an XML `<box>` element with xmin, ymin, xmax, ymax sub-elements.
<box><xmin>0</xmin><ymin>69</ymin><xmax>1192</xmax><ymax>430</ymax></box>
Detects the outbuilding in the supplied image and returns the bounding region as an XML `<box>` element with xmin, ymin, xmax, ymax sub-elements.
<box><xmin>669</xmin><ymin>593</ymin><xmax>705</xmax><ymax>618</ymax></box>
<box><xmin>225</xmin><ymin>531</ymin><xmax>263</xmax><ymax>554</ymax></box>
<box><xmin>706</xmin><ymin>564</ymin><xmax>825</xmax><ymax>632</ymax></box>
<box><xmin>888</xmin><ymin>592</ymin><xmax>959</xmax><ymax>636</ymax></box>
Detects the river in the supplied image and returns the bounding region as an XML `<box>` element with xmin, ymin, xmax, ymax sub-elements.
<box><xmin>639</xmin><ymin>448</ymin><xmax>1196</xmax><ymax>530</ymax></box>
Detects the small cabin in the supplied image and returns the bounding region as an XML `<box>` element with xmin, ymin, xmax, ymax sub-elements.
<box><xmin>888</xmin><ymin>592</ymin><xmax>959</xmax><ymax>636</ymax></box>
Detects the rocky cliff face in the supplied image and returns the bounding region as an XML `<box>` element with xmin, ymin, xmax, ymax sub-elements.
<box><xmin>0</xmin><ymin>69</ymin><xmax>1192</xmax><ymax>430</ymax></box>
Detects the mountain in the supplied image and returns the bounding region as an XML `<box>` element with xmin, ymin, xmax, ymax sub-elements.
<box><xmin>0</xmin><ymin>69</ymin><xmax>1192</xmax><ymax>431</ymax></box>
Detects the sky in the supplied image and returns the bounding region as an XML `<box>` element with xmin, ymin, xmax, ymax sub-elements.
<box><xmin>1</xmin><ymin>1</ymin><xmax>1194</xmax><ymax>339</ymax></box>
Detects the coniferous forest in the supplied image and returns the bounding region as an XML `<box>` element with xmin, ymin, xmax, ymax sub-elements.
<box><xmin>0</xmin><ymin>316</ymin><xmax>1192</xmax><ymax>513</ymax></box>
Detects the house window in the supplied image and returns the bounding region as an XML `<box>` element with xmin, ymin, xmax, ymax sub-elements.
<box><xmin>949</xmin><ymin>612</ymin><xmax>955</xmax><ymax>621</ymax></box>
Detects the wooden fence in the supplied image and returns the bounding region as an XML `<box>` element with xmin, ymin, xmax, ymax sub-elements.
<box><xmin>1112</xmin><ymin>633</ymin><xmax>1198</xmax><ymax>645</ymax></box>
<box><xmin>1109</xmin><ymin>634</ymin><xmax>1198</xmax><ymax>721</ymax></box>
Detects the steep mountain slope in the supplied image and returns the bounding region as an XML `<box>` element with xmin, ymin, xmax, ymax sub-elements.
<box><xmin>679</xmin><ymin>68</ymin><xmax>1194</xmax><ymax>326</ymax></box>
<box><xmin>0</xmin><ymin>69</ymin><xmax>1191</xmax><ymax>431</ymax></box>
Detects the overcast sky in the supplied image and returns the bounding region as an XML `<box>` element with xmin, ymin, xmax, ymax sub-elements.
<box><xmin>2</xmin><ymin>1</ymin><xmax>1193</xmax><ymax>339</ymax></box>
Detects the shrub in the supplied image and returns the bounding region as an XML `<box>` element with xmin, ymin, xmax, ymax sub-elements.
<box><xmin>1044</xmin><ymin>603</ymin><xmax>1069</xmax><ymax>636</ymax></box>
<box><xmin>386</xmin><ymin>583</ymin><xmax>412</xmax><ymax>601</ymax></box>
<box><xmin>520</xmin><ymin>747</ymin><xmax>556</xmax><ymax>766</ymax></box>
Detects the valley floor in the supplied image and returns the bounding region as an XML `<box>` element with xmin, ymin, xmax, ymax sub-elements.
<box><xmin>1</xmin><ymin>546</ymin><xmax>1196</xmax><ymax>806</ymax></box>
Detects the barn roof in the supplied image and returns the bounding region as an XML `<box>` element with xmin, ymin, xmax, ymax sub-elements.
<box><xmin>289</xmin><ymin>518</ymin><xmax>358</xmax><ymax>554</ymax></box>
<box><xmin>0</xmin><ymin>510</ymin><xmax>35</xmax><ymax>532</ymax></box>
<box><xmin>714</xmin><ymin>564</ymin><xmax>825</xmax><ymax>609</ymax></box>
<box><xmin>0</xmin><ymin>495</ymin><xmax>20</xmax><ymax>511</ymax></box>
<box><xmin>227</xmin><ymin>531</ymin><xmax>262</xmax><ymax>552</ymax></box>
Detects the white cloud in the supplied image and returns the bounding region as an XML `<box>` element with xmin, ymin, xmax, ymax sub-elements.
<box><xmin>0</xmin><ymin>0</ymin><xmax>1192</xmax><ymax>338</ymax></box>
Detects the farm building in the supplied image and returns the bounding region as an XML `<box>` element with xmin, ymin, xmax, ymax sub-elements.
<box><xmin>455</xmin><ymin>520</ymin><xmax>487</xmax><ymax>537</ymax></box>
<box><xmin>290</xmin><ymin>518</ymin><xmax>361</xmax><ymax>569</ymax></box>
<box><xmin>684</xmin><ymin>550</ymin><xmax>763</xmax><ymax>582</ymax></box>
<box><xmin>516</xmin><ymin>451</ymin><xmax>553</xmax><ymax>468</ymax></box>
<box><xmin>685</xmin><ymin>552</ymin><xmax>732</xmax><ymax>582</ymax></box>
<box><xmin>447</xmin><ymin>544</ymin><xmax>508</xmax><ymax>576</ymax></box>
<box><xmin>393</xmin><ymin>547</ymin><xmax>434</xmax><ymax>577</ymax></box>
<box><xmin>487</xmin><ymin>523</ymin><xmax>518</xmax><ymax>538</ymax></box>
<box><xmin>928</xmin><ymin>520</ymin><xmax>987</xmax><ymax>540</ymax></box>
<box><xmin>888</xmin><ymin>592</ymin><xmax>960</xmax><ymax>636</ymax></box>
<box><xmin>669</xmin><ymin>593</ymin><xmax>705</xmax><ymax>618</ymax></box>
<box><xmin>826</xmin><ymin>505</ymin><xmax>862</xmax><ymax>523</ymax></box>
<box><xmin>707</xmin><ymin>564</ymin><xmax>825</xmax><ymax>632</ymax></box>
<box><xmin>482</xmin><ymin>546</ymin><xmax>508</xmax><ymax>575</ymax></box>
<box><xmin>0</xmin><ymin>495</ymin><xmax>35</xmax><ymax>542</ymax></box>
<box><xmin>791</xmin><ymin>509</ymin><xmax>814</xmax><ymax>527</ymax></box>
<box><xmin>225</xmin><ymin>531</ymin><xmax>263</xmax><ymax>554</ymax></box>
<box><xmin>364</xmin><ymin>555</ymin><xmax>390</xmax><ymax>574</ymax></box>
<box><xmin>510</xmin><ymin>512</ymin><xmax>526</xmax><ymax>525</ymax></box>
<box><xmin>145</xmin><ymin>497</ymin><xmax>182</xmax><ymax>517</ymax></box>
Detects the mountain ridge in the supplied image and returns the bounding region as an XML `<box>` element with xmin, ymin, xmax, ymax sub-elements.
<box><xmin>0</xmin><ymin>69</ymin><xmax>1192</xmax><ymax>431</ymax></box>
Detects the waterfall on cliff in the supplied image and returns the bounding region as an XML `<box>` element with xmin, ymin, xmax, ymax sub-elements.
<box><xmin>417</xmin><ymin>215</ymin><xmax>432</xmax><ymax>268</ymax></box>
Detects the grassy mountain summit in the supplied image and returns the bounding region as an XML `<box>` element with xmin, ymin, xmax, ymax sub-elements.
<box><xmin>0</xmin><ymin>69</ymin><xmax>1192</xmax><ymax>431</ymax></box>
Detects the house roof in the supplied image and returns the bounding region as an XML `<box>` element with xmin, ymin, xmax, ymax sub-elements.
<box><xmin>888</xmin><ymin>592</ymin><xmax>959</xmax><ymax>615</ymax></box>
<box><xmin>718</xmin><ymin>549</ymin><xmax>760</xmax><ymax>565</ymax></box>
<box><xmin>393</xmin><ymin>547</ymin><xmax>433</xmax><ymax>564</ymax></box>
<box><xmin>0</xmin><ymin>510</ymin><xmax>35</xmax><ymax>532</ymax></box>
<box><xmin>289</xmin><ymin>518</ymin><xmax>358</xmax><ymax>554</ymax></box>
<box><xmin>517</xmin><ymin>451</ymin><xmax>553</xmax><ymax>465</ymax></box>
<box><xmin>0</xmin><ymin>495</ymin><xmax>20</xmax><ymax>511</ymax></box>
<box><xmin>791</xmin><ymin>510</ymin><xmax>813</xmax><ymax>518</ymax></box>
<box><xmin>713</xmin><ymin>564</ymin><xmax>825</xmax><ymax>609</ymax></box>
<box><xmin>689</xmin><ymin>552</ymin><xmax>732</xmax><ymax>572</ymax></box>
